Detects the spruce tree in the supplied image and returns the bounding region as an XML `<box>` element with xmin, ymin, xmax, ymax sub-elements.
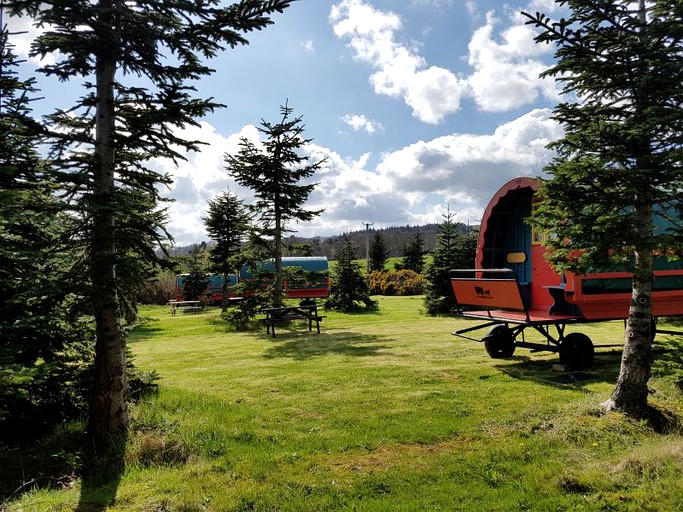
<box><xmin>524</xmin><ymin>0</ymin><xmax>683</xmax><ymax>416</ymax></box>
<box><xmin>183</xmin><ymin>246</ymin><xmax>210</xmax><ymax>301</ymax></box>
<box><xmin>424</xmin><ymin>211</ymin><xmax>476</xmax><ymax>315</ymax></box>
<box><xmin>326</xmin><ymin>237</ymin><xmax>376</xmax><ymax>312</ymax></box>
<box><xmin>369</xmin><ymin>232</ymin><xmax>389</xmax><ymax>272</ymax></box>
<box><xmin>0</xmin><ymin>27</ymin><xmax>94</xmax><ymax>440</ymax></box>
<box><xmin>204</xmin><ymin>191</ymin><xmax>252</xmax><ymax>311</ymax></box>
<box><xmin>9</xmin><ymin>0</ymin><xmax>295</xmax><ymax>436</ymax></box>
<box><xmin>226</xmin><ymin>102</ymin><xmax>325</xmax><ymax>307</ymax></box>
<box><xmin>400</xmin><ymin>232</ymin><xmax>425</xmax><ymax>273</ymax></box>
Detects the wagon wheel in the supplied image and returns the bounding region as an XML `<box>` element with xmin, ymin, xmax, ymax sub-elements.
<box><xmin>559</xmin><ymin>333</ymin><xmax>594</xmax><ymax>370</ymax></box>
<box><xmin>483</xmin><ymin>324</ymin><xmax>516</xmax><ymax>359</ymax></box>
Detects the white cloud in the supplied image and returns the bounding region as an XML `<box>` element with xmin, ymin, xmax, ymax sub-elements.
<box><xmin>411</xmin><ymin>0</ymin><xmax>453</xmax><ymax>8</ymax></box>
<box><xmin>376</xmin><ymin>108</ymin><xmax>561</xmax><ymax>200</ymax></box>
<box><xmin>330</xmin><ymin>0</ymin><xmax>559</xmax><ymax>122</ymax></box>
<box><xmin>341</xmin><ymin>114</ymin><xmax>383</xmax><ymax>134</ymax></box>
<box><xmin>302</xmin><ymin>39</ymin><xmax>315</xmax><ymax>52</ymax></box>
<box><xmin>367</xmin><ymin>108</ymin><xmax>561</xmax><ymax>225</ymax></box>
<box><xmin>159</xmin><ymin>108</ymin><xmax>562</xmax><ymax>244</ymax></box>
<box><xmin>6</xmin><ymin>13</ymin><xmax>57</xmax><ymax>66</ymax></box>
<box><xmin>465</xmin><ymin>0</ymin><xmax>479</xmax><ymax>18</ymax></box>
<box><xmin>467</xmin><ymin>11</ymin><xmax>558</xmax><ymax>111</ymax></box>
<box><xmin>330</xmin><ymin>0</ymin><xmax>468</xmax><ymax>124</ymax></box>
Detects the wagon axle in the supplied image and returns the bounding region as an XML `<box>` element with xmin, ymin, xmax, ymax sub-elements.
<box><xmin>453</xmin><ymin>320</ymin><xmax>597</xmax><ymax>370</ymax></box>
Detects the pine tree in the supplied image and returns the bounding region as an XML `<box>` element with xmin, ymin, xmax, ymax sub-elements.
<box><xmin>424</xmin><ymin>211</ymin><xmax>476</xmax><ymax>315</ymax></box>
<box><xmin>204</xmin><ymin>191</ymin><xmax>252</xmax><ymax>311</ymax></box>
<box><xmin>400</xmin><ymin>232</ymin><xmax>425</xmax><ymax>273</ymax></box>
<box><xmin>226</xmin><ymin>102</ymin><xmax>325</xmax><ymax>307</ymax></box>
<box><xmin>524</xmin><ymin>0</ymin><xmax>683</xmax><ymax>416</ymax></box>
<box><xmin>369</xmin><ymin>232</ymin><xmax>389</xmax><ymax>272</ymax></box>
<box><xmin>9</xmin><ymin>0</ymin><xmax>295</xmax><ymax>436</ymax></box>
<box><xmin>326</xmin><ymin>237</ymin><xmax>376</xmax><ymax>312</ymax></box>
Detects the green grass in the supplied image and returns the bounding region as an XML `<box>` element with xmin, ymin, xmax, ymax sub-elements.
<box><xmin>5</xmin><ymin>296</ymin><xmax>683</xmax><ymax>511</ymax></box>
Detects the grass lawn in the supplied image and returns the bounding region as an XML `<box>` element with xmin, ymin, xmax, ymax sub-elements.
<box><xmin>6</xmin><ymin>296</ymin><xmax>683</xmax><ymax>511</ymax></box>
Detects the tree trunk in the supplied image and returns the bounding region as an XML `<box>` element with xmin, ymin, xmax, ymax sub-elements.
<box><xmin>605</xmin><ymin>201</ymin><xmax>654</xmax><ymax>417</ymax></box>
<box><xmin>221</xmin><ymin>271</ymin><xmax>229</xmax><ymax>313</ymax></box>
<box><xmin>89</xmin><ymin>0</ymin><xmax>129</xmax><ymax>436</ymax></box>
<box><xmin>274</xmin><ymin>205</ymin><xmax>284</xmax><ymax>308</ymax></box>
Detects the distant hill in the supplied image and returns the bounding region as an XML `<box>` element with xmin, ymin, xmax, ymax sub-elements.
<box><xmin>166</xmin><ymin>223</ymin><xmax>478</xmax><ymax>260</ymax></box>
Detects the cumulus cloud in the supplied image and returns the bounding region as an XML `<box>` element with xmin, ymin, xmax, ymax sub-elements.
<box><xmin>376</xmin><ymin>109</ymin><xmax>561</xmax><ymax>205</ymax></box>
<box><xmin>302</xmin><ymin>110</ymin><xmax>561</xmax><ymax>237</ymax></box>
<box><xmin>330</xmin><ymin>0</ymin><xmax>468</xmax><ymax>124</ymax></box>
<box><xmin>467</xmin><ymin>11</ymin><xmax>558</xmax><ymax>111</ymax></box>
<box><xmin>341</xmin><ymin>114</ymin><xmax>383</xmax><ymax>134</ymax></box>
<box><xmin>6</xmin><ymin>14</ymin><xmax>57</xmax><ymax>66</ymax></box>
<box><xmin>330</xmin><ymin>0</ymin><xmax>558</xmax><ymax>122</ymax></box>
<box><xmin>156</xmin><ymin>108</ymin><xmax>561</xmax><ymax>244</ymax></box>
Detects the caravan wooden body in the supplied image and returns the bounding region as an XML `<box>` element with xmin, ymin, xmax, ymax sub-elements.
<box><xmin>451</xmin><ymin>177</ymin><xmax>683</xmax><ymax>369</ymax></box>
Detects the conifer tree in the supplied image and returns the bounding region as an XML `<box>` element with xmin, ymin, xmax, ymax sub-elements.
<box><xmin>369</xmin><ymin>232</ymin><xmax>389</xmax><ymax>272</ymax></box>
<box><xmin>399</xmin><ymin>232</ymin><xmax>425</xmax><ymax>273</ymax></box>
<box><xmin>326</xmin><ymin>236</ymin><xmax>376</xmax><ymax>312</ymax></box>
<box><xmin>8</xmin><ymin>0</ymin><xmax>294</xmax><ymax>436</ymax></box>
<box><xmin>182</xmin><ymin>246</ymin><xmax>210</xmax><ymax>301</ymax></box>
<box><xmin>226</xmin><ymin>102</ymin><xmax>325</xmax><ymax>307</ymax></box>
<box><xmin>0</xmin><ymin>26</ymin><xmax>93</xmax><ymax>440</ymax></box>
<box><xmin>524</xmin><ymin>0</ymin><xmax>683</xmax><ymax>416</ymax></box>
<box><xmin>204</xmin><ymin>191</ymin><xmax>252</xmax><ymax>311</ymax></box>
<box><xmin>424</xmin><ymin>211</ymin><xmax>476</xmax><ymax>315</ymax></box>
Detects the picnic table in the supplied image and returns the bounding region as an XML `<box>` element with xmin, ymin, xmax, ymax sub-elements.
<box><xmin>260</xmin><ymin>304</ymin><xmax>326</xmax><ymax>337</ymax></box>
<box><xmin>168</xmin><ymin>300</ymin><xmax>203</xmax><ymax>315</ymax></box>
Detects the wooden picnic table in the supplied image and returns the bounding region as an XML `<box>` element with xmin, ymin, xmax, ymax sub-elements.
<box><xmin>168</xmin><ymin>300</ymin><xmax>203</xmax><ymax>315</ymax></box>
<box><xmin>260</xmin><ymin>304</ymin><xmax>326</xmax><ymax>337</ymax></box>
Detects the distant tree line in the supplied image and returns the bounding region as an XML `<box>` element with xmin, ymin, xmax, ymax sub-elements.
<box><xmin>166</xmin><ymin>222</ymin><xmax>477</xmax><ymax>261</ymax></box>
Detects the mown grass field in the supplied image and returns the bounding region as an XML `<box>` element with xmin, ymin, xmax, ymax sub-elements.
<box><xmin>7</xmin><ymin>296</ymin><xmax>683</xmax><ymax>511</ymax></box>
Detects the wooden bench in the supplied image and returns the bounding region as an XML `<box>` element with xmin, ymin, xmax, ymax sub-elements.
<box><xmin>260</xmin><ymin>304</ymin><xmax>326</xmax><ymax>337</ymax></box>
<box><xmin>180</xmin><ymin>306</ymin><xmax>203</xmax><ymax>314</ymax></box>
<box><xmin>168</xmin><ymin>300</ymin><xmax>204</xmax><ymax>315</ymax></box>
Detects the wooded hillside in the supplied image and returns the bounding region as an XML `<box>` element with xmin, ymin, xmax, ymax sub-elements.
<box><xmin>168</xmin><ymin>223</ymin><xmax>479</xmax><ymax>260</ymax></box>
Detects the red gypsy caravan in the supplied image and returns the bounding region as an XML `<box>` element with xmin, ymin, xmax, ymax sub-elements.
<box><xmin>450</xmin><ymin>177</ymin><xmax>683</xmax><ymax>369</ymax></box>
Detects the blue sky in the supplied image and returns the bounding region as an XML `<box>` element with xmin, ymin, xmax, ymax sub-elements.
<box><xmin>10</xmin><ymin>0</ymin><xmax>567</xmax><ymax>245</ymax></box>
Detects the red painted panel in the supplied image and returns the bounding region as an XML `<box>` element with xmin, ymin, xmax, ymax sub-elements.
<box><xmin>530</xmin><ymin>244</ymin><xmax>560</xmax><ymax>312</ymax></box>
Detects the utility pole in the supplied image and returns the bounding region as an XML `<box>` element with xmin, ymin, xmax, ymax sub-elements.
<box><xmin>362</xmin><ymin>222</ymin><xmax>374</xmax><ymax>273</ymax></box>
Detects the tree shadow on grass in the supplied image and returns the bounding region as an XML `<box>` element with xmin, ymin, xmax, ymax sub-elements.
<box><xmin>126</xmin><ymin>323</ymin><xmax>164</xmax><ymax>344</ymax></box>
<box><xmin>331</xmin><ymin>307</ymin><xmax>382</xmax><ymax>317</ymax></box>
<box><xmin>75</xmin><ymin>436</ymin><xmax>126</xmax><ymax>512</ymax></box>
<box><xmin>0</xmin><ymin>430</ymin><xmax>125</xmax><ymax>512</ymax></box>
<box><xmin>262</xmin><ymin>331</ymin><xmax>392</xmax><ymax>361</ymax></box>
<box><xmin>493</xmin><ymin>349</ymin><xmax>624</xmax><ymax>391</ymax></box>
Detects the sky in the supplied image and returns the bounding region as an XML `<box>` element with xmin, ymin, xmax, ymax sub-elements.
<box><xmin>8</xmin><ymin>0</ymin><xmax>569</xmax><ymax>246</ymax></box>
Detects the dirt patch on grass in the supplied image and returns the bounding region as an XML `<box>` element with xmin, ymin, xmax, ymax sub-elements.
<box><xmin>324</xmin><ymin>436</ymin><xmax>481</xmax><ymax>475</ymax></box>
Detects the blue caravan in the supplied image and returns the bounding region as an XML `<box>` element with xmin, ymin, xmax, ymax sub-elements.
<box><xmin>173</xmin><ymin>273</ymin><xmax>238</xmax><ymax>302</ymax></box>
<box><xmin>239</xmin><ymin>257</ymin><xmax>330</xmax><ymax>299</ymax></box>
